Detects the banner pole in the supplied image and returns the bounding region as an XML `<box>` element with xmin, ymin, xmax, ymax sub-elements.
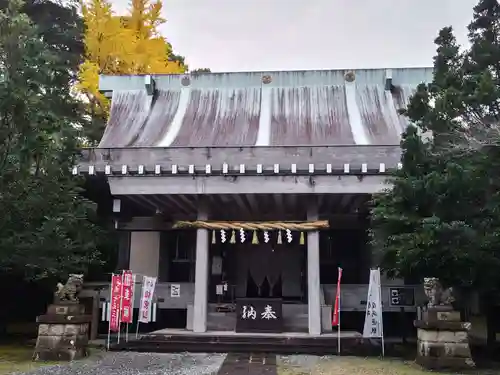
<box><xmin>126</xmin><ymin>282</ymin><xmax>129</xmax><ymax>342</ymax></box>
<box><xmin>378</xmin><ymin>267</ymin><xmax>385</xmax><ymax>357</ymax></box>
<box><xmin>128</xmin><ymin>273</ymin><xmax>136</xmax><ymax>342</ymax></box>
<box><xmin>337</xmin><ymin>291</ymin><xmax>341</xmax><ymax>355</ymax></box>
<box><xmin>337</xmin><ymin>267</ymin><xmax>342</xmax><ymax>356</ymax></box>
<box><xmin>136</xmin><ymin>275</ymin><xmax>145</xmax><ymax>339</ymax></box>
<box><xmin>117</xmin><ymin>271</ymin><xmax>124</xmax><ymax>344</ymax></box>
<box><xmin>107</xmin><ymin>273</ymin><xmax>113</xmax><ymax>351</ymax></box>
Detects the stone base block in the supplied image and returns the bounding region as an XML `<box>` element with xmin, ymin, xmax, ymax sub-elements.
<box><xmin>47</xmin><ymin>303</ymin><xmax>85</xmax><ymax>316</ymax></box>
<box><xmin>417</xmin><ymin>339</ymin><xmax>472</xmax><ymax>358</ymax></box>
<box><xmin>423</xmin><ymin>307</ymin><xmax>460</xmax><ymax>322</ymax></box>
<box><xmin>37</xmin><ymin>314</ymin><xmax>92</xmax><ymax>324</ymax></box>
<box><xmin>417</xmin><ymin>328</ymin><xmax>469</xmax><ymax>343</ymax></box>
<box><xmin>414</xmin><ymin>320</ymin><xmax>471</xmax><ymax>331</ymax></box>
<box><xmin>34</xmin><ymin>317</ymin><xmax>91</xmax><ymax>361</ymax></box>
<box><xmin>414</xmin><ymin>320</ymin><xmax>475</xmax><ymax>371</ymax></box>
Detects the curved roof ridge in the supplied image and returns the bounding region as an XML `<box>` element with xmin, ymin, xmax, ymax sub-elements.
<box><xmin>99</xmin><ymin>67</ymin><xmax>433</xmax><ymax>92</ymax></box>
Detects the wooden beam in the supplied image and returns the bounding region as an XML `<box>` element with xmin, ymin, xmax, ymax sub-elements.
<box><xmin>245</xmin><ymin>194</ymin><xmax>260</xmax><ymax>216</ymax></box>
<box><xmin>233</xmin><ymin>194</ymin><xmax>252</xmax><ymax>216</ymax></box>
<box><xmin>142</xmin><ymin>195</ymin><xmax>169</xmax><ymax>212</ymax></box>
<box><xmin>285</xmin><ymin>194</ymin><xmax>297</xmax><ymax>209</ymax></box>
<box><xmin>108</xmin><ymin>175</ymin><xmax>389</xmax><ymax>195</ymax></box>
<box><xmin>127</xmin><ymin>194</ymin><xmax>156</xmax><ymax>212</ymax></box>
<box><xmin>176</xmin><ymin>195</ymin><xmax>197</xmax><ymax>212</ymax></box>
<box><xmin>338</xmin><ymin>194</ymin><xmax>355</xmax><ymax>213</ymax></box>
<box><xmin>117</xmin><ymin>217</ymin><xmax>174</xmax><ymax>231</ymax></box>
<box><xmin>211</xmin><ymin>195</ymin><xmax>232</xmax><ymax>216</ymax></box>
<box><xmin>78</xmin><ymin>145</ymin><xmax>401</xmax><ymax>174</ymax></box>
<box><xmin>273</xmin><ymin>194</ymin><xmax>285</xmax><ymax>213</ymax></box>
<box><xmin>159</xmin><ymin>195</ymin><xmax>192</xmax><ymax>215</ymax></box>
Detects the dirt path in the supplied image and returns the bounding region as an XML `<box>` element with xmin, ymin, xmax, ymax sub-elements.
<box><xmin>217</xmin><ymin>353</ymin><xmax>277</xmax><ymax>375</ymax></box>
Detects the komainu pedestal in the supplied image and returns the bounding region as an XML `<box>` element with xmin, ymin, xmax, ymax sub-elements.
<box><xmin>415</xmin><ymin>278</ymin><xmax>475</xmax><ymax>370</ymax></box>
<box><xmin>33</xmin><ymin>274</ymin><xmax>91</xmax><ymax>361</ymax></box>
<box><xmin>34</xmin><ymin>304</ymin><xmax>92</xmax><ymax>361</ymax></box>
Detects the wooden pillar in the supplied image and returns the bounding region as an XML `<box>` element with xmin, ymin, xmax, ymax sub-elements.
<box><xmin>307</xmin><ymin>201</ymin><xmax>322</xmax><ymax>335</ymax></box>
<box><xmin>193</xmin><ymin>200</ymin><xmax>209</xmax><ymax>333</ymax></box>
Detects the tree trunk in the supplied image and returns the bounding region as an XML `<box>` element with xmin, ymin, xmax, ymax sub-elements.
<box><xmin>485</xmin><ymin>299</ymin><xmax>497</xmax><ymax>347</ymax></box>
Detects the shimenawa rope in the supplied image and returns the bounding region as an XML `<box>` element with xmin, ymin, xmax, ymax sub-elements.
<box><xmin>172</xmin><ymin>220</ymin><xmax>328</xmax><ymax>231</ymax></box>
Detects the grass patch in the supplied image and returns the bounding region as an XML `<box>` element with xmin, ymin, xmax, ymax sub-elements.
<box><xmin>0</xmin><ymin>344</ymin><xmax>55</xmax><ymax>374</ymax></box>
<box><xmin>315</xmin><ymin>357</ymin><xmax>444</xmax><ymax>375</ymax></box>
<box><xmin>0</xmin><ymin>344</ymin><xmax>104</xmax><ymax>375</ymax></box>
<box><xmin>278</xmin><ymin>356</ymin><xmax>500</xmax><ymax>375</ymax></box>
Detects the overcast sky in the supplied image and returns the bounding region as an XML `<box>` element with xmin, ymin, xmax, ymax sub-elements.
<box><xmin>112</xmin><ymin>0</ymin><xmax>478</xmax><ymax>72</ymax></box>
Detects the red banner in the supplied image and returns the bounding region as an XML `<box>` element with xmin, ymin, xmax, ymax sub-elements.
<box><xmin>332</xmin><ymin>267</ymin><xmax>343</xmax><ymax>326</ymax></box>
<box><xmin>109</xmin><ymin>274</ymin><xmax>122</xmax><ymax>332</ymax></box>
<box><xmin>121</xmin><ymin>270</ymin><xmax>134</xmax><ymax>324</ymax></box>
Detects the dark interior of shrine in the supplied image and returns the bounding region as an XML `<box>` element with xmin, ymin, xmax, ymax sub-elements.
<box><xmin>153</xmin><ymin>212</ymin><xmax>371</xmax><ymax>296</ymax></box>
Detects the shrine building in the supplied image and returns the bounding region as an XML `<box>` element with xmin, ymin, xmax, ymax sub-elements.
<box><xmin>77</xmin><ymin>68</ymin><xmax>431</xmax><ymax>338</ymax></box>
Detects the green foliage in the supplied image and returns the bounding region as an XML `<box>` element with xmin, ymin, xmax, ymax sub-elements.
<box><xmin>0</xmin><ymin>0</ymin><xmax>104</xmax><ymax>280</ymax></box>
<box><xmin>21</xmin><ymin>0</ymin><xmax>84</xmax><ymax>76</ymax></box>
<box><xmin>371</xmin><ymin>0</ymin><xmax>500</xmax><ymax>293</ymax></box>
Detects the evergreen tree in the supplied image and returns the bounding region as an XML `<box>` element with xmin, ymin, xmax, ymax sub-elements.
<box><xmin>0</xmin><ymin>0</ymin><xmax>104</xmax><ymax>280</ymax></box>
<box><xmin>0</xmin><ymin>0</ymin><xmax>84</xmax><ymax>95</ymax></box>
<box><xmin>463</xmin><ymin>0</ymin><xmax>500</xmax><ymax>127</ymax></box>
<box><xmin>371</xmin><ymin>0</ymin><xmax>500</xmax><ymax>296</ymax></box>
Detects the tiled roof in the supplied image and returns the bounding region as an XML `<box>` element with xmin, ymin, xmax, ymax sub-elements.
<box><xmin>98</xmin><ymin>68</ymin><xmax>433</xmax><ymax>148</ymax></box>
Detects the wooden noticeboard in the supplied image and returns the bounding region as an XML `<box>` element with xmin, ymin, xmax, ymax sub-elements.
<box><xmin>235</xmin><ymin>298</ymin><xmax>283</xmax><ymax>333</ymax></box>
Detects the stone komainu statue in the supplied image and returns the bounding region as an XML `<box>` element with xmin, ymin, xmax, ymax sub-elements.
<box><xmin>423</xmin><ymin>277</ymin><xmax>455</xmax><ymax>308</ymax></box>
<box><xmin>54</xmin><ymin>274</ymin><xmax>84</xmax><ymax>303</ymax></box>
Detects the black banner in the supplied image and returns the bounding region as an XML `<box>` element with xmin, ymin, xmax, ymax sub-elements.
<box><xmin>236</xmin><ymin>298</ymin><xmax>283</xmax><ymax>333</ymax></box>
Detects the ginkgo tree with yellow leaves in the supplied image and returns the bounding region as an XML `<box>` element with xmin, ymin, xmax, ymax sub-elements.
<box><xmin>78</xmin><ymin>0</ymin><xmax>187</xmax><ymax>143</ymax></box>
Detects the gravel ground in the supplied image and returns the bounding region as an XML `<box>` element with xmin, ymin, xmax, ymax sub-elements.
<box><xmin>14</xmin><ymin>352</ymin><xmax>227</xmax><ymax>375</ymax></box>
<box><xmin>278</xmin><ymin>355</ymin><xmax>320</xmax><ymax>371</ymax></box>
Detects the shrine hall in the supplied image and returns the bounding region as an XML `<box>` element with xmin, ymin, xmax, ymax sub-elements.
<box><xmin>77</xmin><ymin>68</ymin><xmax>430</xmax><ymax>341</ymax></box>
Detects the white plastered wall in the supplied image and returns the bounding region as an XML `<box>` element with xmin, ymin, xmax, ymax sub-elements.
<box><xmin>129</xmin><ymin>231</ymin><xmax>160</xmax><ymax>278</ymax></box>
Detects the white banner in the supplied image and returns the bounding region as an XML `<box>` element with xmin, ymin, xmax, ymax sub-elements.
<box><xmin>363</xmin><ymin>268</ymin><xmax>383</xmax><ymax>338</ymax></box>
<box><xmin>138</xmin><ymin>276</ymin><xmax>157</xmax><ymax>323</ymax></box>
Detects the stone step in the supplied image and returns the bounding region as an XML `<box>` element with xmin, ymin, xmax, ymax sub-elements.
<box><xmin>207</xmin><ymin>312</ymin><xmax>237</xmax><ymax>331</ymax></box>
<box><xmin>207</xmin><ymin>304</ymin><xmax>235</xmax><ymax>313</ymax></box>
<box><xmin>111</xmin><ymin>334</ymin><xmax>367</xmax><ymax>355</ymax></box>
<box><xmin>284</xmin><ymin>314</ymin><xmax>309</xmax><ymax>330</ymax></box>
<box><xmin>282</xmin><ymin>304</ymin><xmax>308</xmax><ymax>315</ymax></box>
